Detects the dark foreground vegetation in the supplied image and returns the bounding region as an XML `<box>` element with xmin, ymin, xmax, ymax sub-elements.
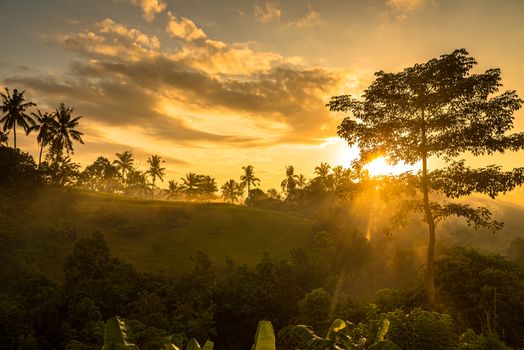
<box><xmin>2</xmin><ymin>145</ymin><xmax>524</xmax><ymax>350</ymax></box>
<box><xmin>2</xmin><ymin>49</ymin><xmax>524</xmax><ymax>349</ymax></box>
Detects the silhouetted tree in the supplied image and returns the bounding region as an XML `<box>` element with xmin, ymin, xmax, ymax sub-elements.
<box><xmin>80</xmin><ymin>156</ymin><xmax>121</xmax><ymax>192</ymax></box>
<box><xmin>329</xmin><ymin>49</ymin><xmax>524</xmax><ymax>310</ymax></box>
<box><xmin>146</xmin><ymin>154</ymin><xmax>166</xmax><ymax>186</ymax></box>
<box><xmin>0</xmin><ymin>88</ymin><xmax>36</xmax><ymax>149</ymax></box>
<box><xmin>296</xmin><ymin>174</ymin><xmax>307</xmax><ymax>189</ymax></box>
<box><xmin>113</xmin><ymin>150</ymin><xmax>134</xmax><ymax>181</ymax></box>
<box><xmin>199</xmin><ymin>175</ymin><xmax>218</xmax><ymax>201</ymax></box>
<box><xmin>281</xmin><ymin>166</ymin><xmax>299</xmax><ymax>196</ymax></box>
<box><xmin>240</xmin><ymin>165</ymin><xmax>260</xmax><ymax>196</ymax></box>
<box><xmin>167</xmin><ymin>179</ymin><xmax>183</xmax><ymax>200</ymax></box>
<box><xmin>181</xmin><ymin>172</ymin><xmax>201</xmax><ymax>199</ymax></box>
<box><xmin>52</xmin><ymin>103</ymin><xmax>84</xmax><ymax>154</ymax></box>
<box><xmin>27</xmin><ymin>109</ymin><xmax>57</xmax><ymax>166</ymax></box>
<box><xmin>314</xmin><ymin>162</ymin><xmax>331</xmax><ymax>190</ymax></box>
<box><xmin>221</xmin><ymin>179</ymin><xmax>244</xmax><ymax>203</ymax></box>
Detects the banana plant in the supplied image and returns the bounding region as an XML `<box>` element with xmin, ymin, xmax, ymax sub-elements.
<box><xmin>101</xmin><ymin>316</ymin><xmax>139</xmax><ymax>350</ymax></box>
<box><xmin>251</xmin><ymin>321</ymin><xmax>276</xmax><ymax>350</ymax></box>
<box><xmin>292</xmin><ymin>319</ymin><xmax>399</xmax><ymax>350</ymax></box>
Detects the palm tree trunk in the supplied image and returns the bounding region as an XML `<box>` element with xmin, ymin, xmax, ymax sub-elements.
<box><xmin>13</xmin><ymin>123</ymin><xmax>17</xmax><ymax>149</ymax></box>
<box><xmin>38</xmin><ymin>143</ymin><xmax>44</xmax><ymax>167</ymax></box>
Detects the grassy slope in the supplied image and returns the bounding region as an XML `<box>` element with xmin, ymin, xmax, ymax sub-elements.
<box><xmin>1</xmin><ymin>188</ymin><xmax>313</xmax><ymax>280</ymax></box>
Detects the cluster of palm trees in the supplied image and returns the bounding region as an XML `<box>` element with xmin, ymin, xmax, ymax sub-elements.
<box><xmin>0</xmin><ymin>88</ymin><xmax>84</xmax><ymax>165</ymax></box>
<box><xmin>1</xmin><ymin>87</ymin><xmax>360</xmax><ymax>204</ymax></box>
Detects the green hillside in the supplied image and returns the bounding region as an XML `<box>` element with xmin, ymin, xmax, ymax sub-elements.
<box><xmin>1</xmin><ymin>188</ymin><xmax>313</xmax><ymax>280</ymax></box>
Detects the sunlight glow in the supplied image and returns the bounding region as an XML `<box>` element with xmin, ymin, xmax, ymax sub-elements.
<box><xmin>365</xmin><ymin>156</ymin><xmax>419</xmax><ymax>177</ymax></box>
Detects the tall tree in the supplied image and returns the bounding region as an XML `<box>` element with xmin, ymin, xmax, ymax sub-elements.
<box><xmin>240</xmin><ymin>165</ymin><xmax>260</xmax><ymax>196</ymax></box>
<box><xmin>0</xmin><ymin>88</ymin><xmax>36</xmax><ymax>149</ymax></box>
<box><xmin>221</xmin><ymin>179</ymin><xmax>244</xmax><ymax>203</ymax></box>
<box><xmin>328</xmin><ymin>49</ymin><xmax>524</xmax><ymax>310</ymax></box>
<box><xmin>27</xmin><ymin>109</ymin><xmax>57</xmax><ymax>166</ymax></box>
<box><xmin>146</xmin><ymin>154</ymin><xmax>166</xmax><ymax>186</ymax></box>
<box><xmin>52</xmin><ymin>103</ymin><xmax>84</xmax><ymax>154</ymax></box>
<box><xmin>113</xmin><ymin>151</ymin><xmax>134</xmax><ymax>181</ymax></box>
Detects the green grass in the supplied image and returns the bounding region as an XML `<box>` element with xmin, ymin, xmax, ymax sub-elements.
<box><xmin>1</xmin><ymin>188</ymin><xmax>313</xmax><ymax>280</ymax></box>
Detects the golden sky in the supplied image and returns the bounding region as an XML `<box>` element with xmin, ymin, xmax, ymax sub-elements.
<box><xmin>1</xmin><ymin>0</ymin><xmax>523</xmax><ymax>194</ymax></box>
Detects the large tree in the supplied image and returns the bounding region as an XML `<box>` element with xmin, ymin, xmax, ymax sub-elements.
<box><xmin>0</xmin><ymin>88</ymin><xmax>36</xmax><ymax>149</ymax></box>
<box><xmin>328</xmin><ymin>49</ymin><xmax>524</xmax><ymax>310</ymax></box>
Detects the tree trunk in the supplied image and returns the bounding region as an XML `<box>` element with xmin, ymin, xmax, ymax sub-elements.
<box><xmin>422</xmin><ymin>155</ymin><xmax>437</xmax><ymax>311</ymax></box>
<box><xmin>13</xmin><ymin>123</ymin><xmax>17</xmax><ymax>149</ymax></box>
<box><xmin>38</xmin><ymin>143</ymin><xmax>44</xmax><ymax>167</ymax></box>
<box><xmin>421</xmin><ymin>110</ymin><xmax>437</xmax><ymax>311</ymax></box>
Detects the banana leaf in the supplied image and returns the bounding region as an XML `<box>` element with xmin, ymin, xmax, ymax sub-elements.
<box><xmin>185</xmin><ymin>338</ymin><xmax>201</xmax><ymax>350</ymax></box>
<box><xmin>251</xmin><ymin>321</ymin><xmax>276</xmax><ymax>350</ymax></box>
<box><xmin>101</xmin><ymin>316</ymin><xmax>139</xmax><ymax>350</ymax></box>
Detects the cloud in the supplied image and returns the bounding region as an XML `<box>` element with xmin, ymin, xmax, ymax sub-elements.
<box><xmin>164</xmin><ymin>13</ymin><xmax>303</xmax><ymax>75</ymax></box>
<box><xmin>166</xmin><ymin>12</ymin><xmax>207</xmax><ymax>42</ymax></box>
<box><xmin>55</xmin><ymin>18</ymin><xmax>160</xmax><ymax>60</ymax></box>
<box><xmin>289</xmin><ymin>9</ymin><xmax>321</xmax><ymax>28</ymax></box>
<box><xmin>386</xmin><ymin>0</ymin><xmax>426</xmax><ymax>12</ymax></box>
<box><xmin>119</xmin><ymin>0</ymin><xmax>167</xmax><ymax>21</ymax></box>
<box><xmin>7</xmin><ymin>17</ymin><xmax>352</xmax><ymax>149</ymax></box>
<box><xmin>254</xmin><ymin>0</ymin><xmax>282</xmax><ymax>23</ymax></box>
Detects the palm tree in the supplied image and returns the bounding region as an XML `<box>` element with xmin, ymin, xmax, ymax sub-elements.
<box><xmin>296</xmin><ymin>174</ymin><xmax>307</xmax><ymax>189</ymax></box>
<box><xmin>52</xmin><ymin>103</ymin><xmax>84</xmax><ymax>154</ymax></box>
<box><xmin>200</xmin><ymin>175</ymin><xmax>218</xmax><ymax>201</ymax></box>
<box><xmin>146</xmin><ymin>154</ymin><xmax>166</xmax><ymax>186</ymax></box>
<box><xmin>0</xmin><ymin>88</ymin><xmax>36</xmax><ymax>149</ymax></box>
<box><xmin>221</xmin><ymin>179</ymin><xmax>244</xmax><ymax>203</ymax></box>
<box><xmin>27</xmin><ymin>109</ymin><xmax>58</xmax><ymax>166</ymax></box>
<box><xmin>181</xmin><ymin>172</ymin><xmax>201</xmax><ymax>199</ymax></box>
<box><xmin>314</xmin><ymin>162</ymin><xmax>331</xmax><ymax>190</ymax></box>
<box><xmin>167</xmin><ymin>180</ymin><xmax>183</xmax><ymax>200</ymax></box>
<box><xmin>240</xmin><ymin>165</ymin><xmax>260</xmax><ymax>196</ymax></box>
<box><xmin>281</xmin><ymin>166</ymin><xmax>299</xmax><ymax>194</ymax></box>
<box><xmin>114</xmin><ymin>150</ymin><xmax>134</xmax><ymax>180</ymax></box>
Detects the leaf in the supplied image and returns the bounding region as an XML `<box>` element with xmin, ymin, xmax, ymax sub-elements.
<box><xmin>101</xmin><ymin>316</ymin><xmax>139</xmax><ymax>350</ymax></box>
<box><xmin>185</xmin><ymin>339</ymin><xmax>201</xmax><ymax>350</ymax></box>
<box><xmin>326</xmin><ymin>319</ymin><xmax>348</xmax><ymax>340</ymax></box>
<box><xmin>202</xmin><ymin>340</ymin><xmax>214</xmax><ymax>350</ymax></box>
<box><xmin>251</xmin><ymin>321</ymin><xmax>276</xmax><ymax>350</ymax></box>
<box><xmin>376</xmin><ymin>319</ymin><xmax>390</xmax><ymax>342</ymax></box>
<box><xmin>291</xmin><ymin>325</ymin><xmax>332</xmax><ymax>350</ymax></box>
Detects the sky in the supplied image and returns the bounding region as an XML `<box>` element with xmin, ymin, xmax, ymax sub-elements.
<box><xmin>1</xmin><ymin>0</ymin><xmax>524</xmax><ymax>195</ymax></box>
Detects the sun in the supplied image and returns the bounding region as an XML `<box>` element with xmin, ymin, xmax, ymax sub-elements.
<box><xmin>365</xmin><ymin>156</ymin><xmax>419</xmax><ymax>177</ymax></box>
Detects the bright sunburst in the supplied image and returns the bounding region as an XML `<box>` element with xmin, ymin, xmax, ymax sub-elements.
<box><xmin>365</xmin><ymin>156</ymin><xmax>419</xmax><ymax>177</ymax></box>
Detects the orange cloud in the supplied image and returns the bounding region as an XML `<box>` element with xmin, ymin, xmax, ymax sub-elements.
<box><xmin>119</xmin><ymin>0</ymin><xmax>167</xmax><ymax>21</ymax></box>
<box><xmin>56</xmin><ymin>18</ymin><xmax>160</xmax><ymax>60</ymax></box>
<box><xmin>166</xmin><ymin>12</ymin><xmax>207</xmax><ymax>42</ymax></box>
